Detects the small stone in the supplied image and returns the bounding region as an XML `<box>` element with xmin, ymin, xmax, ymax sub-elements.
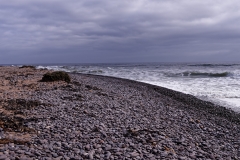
<box><xmin>105</xmin><ymin>144</ymin><xmax>111</xmax><ymax>151</ymax></box>
<box><xmin>24</xmin><ymin>152</ymin><xmax>33</xmax><ymax>156</ymax></box>
<box><xmin>179</xmin><ymin>156</ymin><xmax>187</xmax><ymax>160</ymax></box>
<box><xmin>19</xmin><ymin>157</ymin><xmax>33</xmax><ymax>160</ymax></box>
<box><xmin>53</xmin><ymin>156</ymin><xmax>63</xmax><ymax>160</ymax></box>
<box><xmin>147</xmin><ymin>154</ymin><xmax>154</xmax><ymax>158</ymax></box>
<box><xmin>93</xmin><ymin>144</ymin><xmax>101</xmax><ymax>149</ymax></box>
<box><xmin>63</xmin><ymin>155</ymin><xmax>70</xmax><ymax>160</ymax></box>
<box><xmin>115</xmin><ymin>152</ymin><xmax>122</xmax><ymax>156</ymax></box>
<box><xmin>153</xmin><ymin>149</ymin><xmax>158</xmax><ymax>154</ymax></box>
<box><xmin>34</xmin><ymin>151</ymin><xmax>41</xmax><ymax>156</ymax></box>
<box><xmin>85</xmin><ymin>144</ymin><xmax>91</xmax><ymax>150</ymax></box>
<box><xmin>196</xmin><ymin>154</ymin><xmax>205</xmax><ymax>158</ymax></box>
<box><xmin>89</xmin><ymin>150</ymin><xmax>95</xmax><ymax>159</ymax></box>
<box><xmin>0</xmin><ymin>155</ymin><xmax>7</xmax><ymax>160</ymax></box>
<box><xmin>0</xmin><ymin>147</ymin><xmax>5</xmax><ymax>152</ymax></box>
<box><xmin>16</xmin><ymin>150</ymin><xmax>25</xmax><ymax>154</ymax></box>
<box><xmin>190</xmin><ymin>153</ymin><xmax>196</xmax><ymax>159</ymax></box>
<box><xmin>73</xmin><ymin>148</ymin><xmax>80</xmax><ymax>154</ymax></box>
<box><xmin>161</xmin><ymin>151</ymin><xmax>168</xmax><ymax>157</ymax></box>
<box><xmin>95</xmin><ymin>154</ymin><xmax>100</xmax><ymax>159</ymax></box>
<box><xmin>130</xmin><ymin>152</ymin><xmax>139</xmax><ymax>157</ymax></box>
<box><xmin>105</xmin><ymin>151</ymin><xmax>111</xmax><ymax>159</ymax></box>
<box><xmin>52</xmin><ymin>153</ymin><xmax>58</xmax><ymax>158</ymax></box>
<box><xmin>55</xmin><ymin>142</ymin><xmax>61</xmax><ymax>147</ymax></box>
<box><xmin>37</xmin><ymin>139</ymin><xmax>48</xmax><ymax>145</ymax></box>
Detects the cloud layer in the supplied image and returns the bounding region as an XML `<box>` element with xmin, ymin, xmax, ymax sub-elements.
<box><xmin>1</xmin><ymin>0</ymin><xmax>240</xmax><ymax>63</ymax></box>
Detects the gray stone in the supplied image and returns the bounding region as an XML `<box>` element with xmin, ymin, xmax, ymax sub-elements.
<box><xmin>105</xmin><ymin>151</ymin><xmax>111</xmax><ymax>159</ymax></box>
<box><xmin>52</xmin><ymin>152</ymin><xmax>58</xmax><ymax>158</ymax></box>
<box><xmin>0</xmin><ymin>155</ymin><xmax>7</xmax><ymax>160</ymax></box>
<box><xmin>130</xmin><ymin>152</ymin><xmax>139</xmax><ymax>157</ymax></box>
<box><xmin>85</xmin><ymin>144</ymin><xmax>90</xmax><ymax>150</ymax></box>
<box><xmin>89</xmin><ymin>150</ymin><xmax>95</xmax><ymax>159</ymax></box>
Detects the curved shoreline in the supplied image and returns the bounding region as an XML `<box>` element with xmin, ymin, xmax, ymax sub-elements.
<box><xmin>77</xmin><ymin>73</ymin><xmax>240</xmax><ymax>124</ymax></box>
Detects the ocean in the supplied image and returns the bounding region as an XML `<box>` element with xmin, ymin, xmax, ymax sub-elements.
<box><xmin>35</xmin><ymin>62</ymin><xmax>240</xmax><ymax>112</ymax></box>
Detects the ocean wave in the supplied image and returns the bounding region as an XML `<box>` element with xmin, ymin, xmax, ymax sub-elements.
<box><xmin>225</xmin><ymin>96</ymin><xmax>240</xmax><ymax>98</ymax></box>
<box><xmin>188</xmin><ymin>64</ymin><xmax>239</xmax><ymax>67</ymax></box>
<box><xmin>88</xmin><ymin>70</ymin><xmax>104</xmax><ymax>74</ymax></box>
<box><xmin>65</xmin><ymin>69</ymin><xmax>104</xmax><ymax>74</ymax></box>
<box><xmin>166</xmin><ymin>72</ymin><xmax>231</xmax><ymax>78</ymax></box>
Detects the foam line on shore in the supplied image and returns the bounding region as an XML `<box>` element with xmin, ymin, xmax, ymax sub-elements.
<box><xmin>76</xmin><ymin>73</ymin><xmax>240</xmax><ymax>124</ymax></box>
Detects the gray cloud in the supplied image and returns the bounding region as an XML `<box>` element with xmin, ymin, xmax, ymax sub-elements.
<box><xmin>1</xmin><ymin>0</ymin><xmax>240</xmax><ymax>64</ymax></box>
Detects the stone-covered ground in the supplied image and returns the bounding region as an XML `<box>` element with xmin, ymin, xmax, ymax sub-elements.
<box><xmin>0</xmin><ymin>67</ymin><xmax>239</xmax><ymax>159</ymax></box>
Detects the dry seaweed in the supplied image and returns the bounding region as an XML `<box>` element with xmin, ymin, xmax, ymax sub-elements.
<box><xmin>0</xmin><ymin>138</ymin><xmax>29</xmax><ymax>145</ymax></box>
<box><xmin>0</xmin><ymin>114</ymin><xmax>35</xmax><ymax>133</ymax></box>
<box><xmin>1</xmin><ymin>99</ymin><xmax>41</xmax><ymax>111</ymax></box>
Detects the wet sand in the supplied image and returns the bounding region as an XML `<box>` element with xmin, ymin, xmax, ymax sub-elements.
<box><xmin>0</xmin><ymin>66</ymin><xmax>239</xmax><ymax>159</ymax></box>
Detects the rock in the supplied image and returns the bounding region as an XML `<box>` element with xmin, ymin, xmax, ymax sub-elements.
<box><xmin>19</xmin><ymin>65</ymin><xmax>36</xmax><ymax>69</ymax></box>
<box><xmin>41</xmin><ymin>71</ymin><xmax>71</xmax><ymax>83</ymax></box>
<box><xmin>53</xmin><ymin>156</ymin><xmax>63</xmax><ymax>160</ymax></box>
<box><xmin>0</xmin><ymin>147</ymin><xmax>5</xmax><ymax>152</ymax></box>
<box><xmin>104</xmin><ymin>144</ymin><xmax>112</xmax><ymax>151</ymax></box>
<box><xmin>85</xmin><ymin>144</ymin><xmax>91</xmax><ymax>151</ymax></box>
<box><xmin>179</xmin><ymin>156</ymin><xmax>187</xmax><ymax>160</ymax></box>
<box><xmin>105</xmin><ymin>151</ymin><xmax>111</xmax><ymax>159</ymax></box>
<box><xmin>0</xmin><ymin>155</ymin><xmax>7</xmax><ymax>160</ymax></box>
<box><xmin>130</xmin><ymin>152</ymin><xmax>139</xmax><ymax>157</ymax></box>
<box><xmin>34</xmin><ymin>151</ymin><xmax>41</xmax><ymax>156</ymax></box>
<box><xmin>52</xmin><ymin>152</ymin><xmax>58</xmax><ymax>158</ymax></box>
<box><xmin>89</xmin><ymin>150</ymin><xmax>95</xmax><ymax>159</ymax></box>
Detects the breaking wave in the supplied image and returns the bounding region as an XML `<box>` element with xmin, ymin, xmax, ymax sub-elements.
<box><xmin>188</xmin><ymin>64</ymin><xmax>239</xmax><ymax>67</ymax></box>
<box><xmin>166</xmin><ymin>72</ymin><xmax>231</xmax><ymax>78</ymax></box>
<box><xmin>68</xmin><ymin>69</ymin><xmax>104</xmax><ymax>74</ymax></box>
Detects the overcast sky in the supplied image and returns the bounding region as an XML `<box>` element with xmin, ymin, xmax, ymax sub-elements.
<box><xmin>1</xmin><ymin>0</ymin><xmax>240</xmax><ymax>64</ymax></box>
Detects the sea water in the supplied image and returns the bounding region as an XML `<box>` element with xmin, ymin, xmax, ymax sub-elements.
<box><xmin>36</xmin><ymin>63</ymin><xmax>240</xmax><ymax>112</ymax></box>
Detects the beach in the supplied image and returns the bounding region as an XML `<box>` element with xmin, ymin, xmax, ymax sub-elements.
<box><xmin>0</xmin><ymin>66</ymin><xmax>239</xmax><ymax>159</ymax></box>
<box><xmin>38</xmin><ymin>63</ymin><xmax>240</xmax><ymax>112</ymax></box>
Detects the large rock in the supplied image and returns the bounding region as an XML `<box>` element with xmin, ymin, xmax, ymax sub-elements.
<box><xmin>41</xmin><ymin>71</ymin><xmax>71</xmax><ymax>83</ymax></box>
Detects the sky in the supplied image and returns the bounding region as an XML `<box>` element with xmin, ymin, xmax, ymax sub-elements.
<box><xmin>1</xmin><ymin>0</ymin><xmax>240</xmax><ymax>64</ymax></box>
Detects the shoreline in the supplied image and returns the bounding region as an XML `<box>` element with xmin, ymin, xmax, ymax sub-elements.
<box><xmin>79</xmin><ymin>73</ymin><xmax>240</xmax><ymax>124</ymax></box>
<box><xmin>0</xmin><ymin>67</ymin><xmax>239</xmax><ymax>159</ymax></box>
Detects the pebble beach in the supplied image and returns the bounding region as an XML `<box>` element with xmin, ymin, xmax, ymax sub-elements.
<box><xmin>0</xmin><ymin>66</ymin><xmax>240</xmax><ymax>159</ymax></box>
